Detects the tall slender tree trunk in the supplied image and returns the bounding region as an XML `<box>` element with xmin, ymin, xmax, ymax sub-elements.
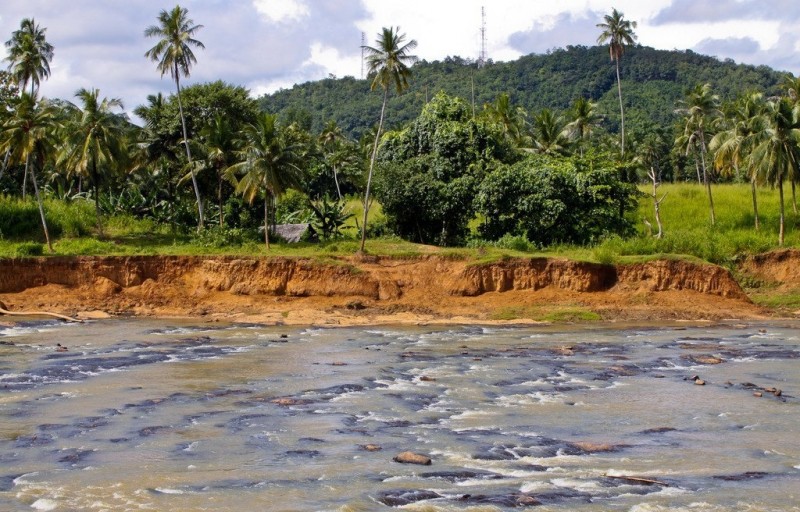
<box><xmin>91</xmin><ymin>161</ymin><xmax>104</xmax><ymax>236</ymax></box>
<box><xmin>22</xmin><ymin>163</ymin><xmax>28</xmax><ymax>199</ymax></box>
<box><xmin>263</xmin><ymin>193</ymin><xmax>270</xmax><ymax>250</ymax></box>
<box><xmin>333</xmin><ymin>164</ymin><xmax>342</xmax><ymax>201</ymax></box>
<box><xmin>792</xmin><ymin>179</ymin><xmax>797</xmax><ymax>215</ymax></box>
<box><xmin>217</xmin><ymin>169</ymin><xmax>224</xmax><ymax>226</ymax></box>
<box><xmin>28</xmin><ymin>156</ymin><xmax>52</xmax><ymax>252</ymax></box>
<box><xmin>778</xmin><ymin>179</ymin><xmax>785</xmax><ymax>246</ymax></box>
<box><xmin>751</xmin><ymin>179</ymin><xmax>760</xmax><ymax>231</ymax></box>
<box><xmin>699</xmin><ymin>136</ymin><xmax>715</xmax><ymax>225</ymax></box>
<box><xmin>694</xmin><ymin>159</ymin><xmax>702</xmax><ymax>186</ymax></box>
<box><xmin>359</xmin><ymin>88</ymin><xmax>388</xmax><ymax>253</ymax></box>
<box><xmin>174</xmin><ymin>67</ymin><xmax>205</xmax><ymax>231</ymax></box>
<box><xmin>615</xmin><ymin>58</ymin><xmax>625</xmax><ymax>158</ymax></box>
<box><xmin>0</xmin><ymin>150</ymin><xmax>9</xmax><ymax>182</ymax></box>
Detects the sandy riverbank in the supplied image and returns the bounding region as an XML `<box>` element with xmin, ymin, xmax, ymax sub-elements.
<box><xmin>1</xmin><ymin>252</ymin><xmax>786</xmax><ymax>326</ymax></box>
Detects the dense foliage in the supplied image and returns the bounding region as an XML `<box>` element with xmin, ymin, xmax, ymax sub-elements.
<box><xmin>476</xmin><ymin>152</ymin><xmax>637</xmax><ymax>246</ymax></box>
<box><xmin>259</xmin><ymin>45</ymin><xmax>784</xmax><ymax>141</ymax></box>
<box><xmin>375</xmin><ymin>93</ymin><xmax>515</xmax><ymax>245</ymax></box>
<box><xmin>1</xmin><ymin>10</ymin><xmax>800</xmax><ymax>257</ymax></box>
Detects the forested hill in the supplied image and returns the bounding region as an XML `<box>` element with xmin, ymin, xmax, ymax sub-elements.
<box><xmin>257</xmin><ymin>44</ymin><xmax>786</xmax><ymax>140</ymax></box>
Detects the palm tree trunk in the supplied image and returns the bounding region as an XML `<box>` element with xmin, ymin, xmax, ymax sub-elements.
<box><xmin>92</xmin><ymin>161</ymin><xmax>104</xmax><ymax>236</ymax></box>
<box><xmin>333</xmin><ymin>164</ymin><xmax>342</xmax><ymax>201</ymax></box>
<box><xmin>792</xmin><ymin>179</ymin><xmax>797</xmax><ymax>215</ymax></box>
<box><xmin>217</xmin><ymin>169</ymin><xmax>224</xmax><ymax>226</ymax></box>
<box><xmin>0</xmin><ymin>149</ymin><xmax>9</xmax><ymax>182</ymax></box>
<box><xmin>28</xmin><ymin>156</ymin><xmax>53</xmax><ymax>252</ymax></box>
<box><xmin>694</xmin><ymin>159</ymin><xmax>702</xmax><ymax>186</ymax></box>
<box><xmin>174</xmin><ymin>67</ymin><xmax>205</xmax><ymax>231</ymax></box>
<box><xmin>359</xmin><ymin>88</ymin><xmax>388</xmax><ymax>253</ymax></box>
<box><xmin>22</xmin><ymin>162</ymin><xmax>28</xmax><ymax>199</ymax></box>
<box><xmin>751</xmin><ymin>179</ymin><xmax>760</xmax><ymax>231</ymax></box>
<box><xmin>264</xmin><ymin>193</ymin><xmax>270</xmax><ymax>250</ymax></box>
<box><xmin>699</xmin><ymin>137</ymin><xmax>715</xmax><ymax>225</ymax></box>
<box><xmin>615</xmin><ymin>58</ymin><xmax>625</xmax><ymax>158</ymax></box>
<box><xmin>779</xmin><ymin>179</ymin><xmax>785</xmax><ymax>246</ymax></box>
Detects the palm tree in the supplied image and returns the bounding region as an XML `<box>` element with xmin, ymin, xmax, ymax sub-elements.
<box><xmin>676</xmin><ymin>83</ymin><xmax>720</xmax><ymax>225</ymax></box>
<box><xmin>564</xmin><ymin>97</ymin><xmax>601</xmax><ymax>156</ymax></box>
<box><xmin>483</xmin><ymin>93</ymin><xmax>527</xmax><ymax>147</ymax></box>
<box><xmin>0</xmin><ymin>93</ymin><xmax>61</xmax><ymax>251</ymax></box>
<box><xmin>528</xmin><ymin>108</ymin><xmax>568</xmax><ymax>155</ymax></box>
<box><xmin>224</xmin><ymin>114</ymin><xmax>303</xmax><ymax>249</ymax></box>
<box><xmin>780</xmin><ymin>74</ymin><xmax>800</xmax><ymax>213</ymax></box>
<box><xmin>58</xmin><ymin>88</ymin><xmax>128</xmax><ymax>232</ymax></box>
<box><xmin>709</xmin><ymin>92</ymin><xmax>766</xmax><ymax>230</ymax></box>
<box><xmin>319</xmin><ymin>120</ymin><xmax>347</xmax><ymax>200</ymax></box>
<box><xmin>4</xmin><ymin>18</ymin><xmax>54</xmax><ymax>97</ymax></box>
<box><xmin>199</xmin><ymin>114</ymin><xmax>237</xmax><ymax>225</ymax></box>
<box><xmin>5</xmin><ymin>18</ymin><xmax>54</xmax><ymax>197</ymax></box>
<box><xmin>360</xmin><ymin>26</ymin><xmax>417</xmax><ymax>252</ymax></box>
<box><xmin>144</xmin><ymin>5</ymin><xmax>206</xmax><ymax>230</ymax></box>
<box><xmin>597</xmin><ymin>8</ymin><xmax>637</xmax><ymax>158</ymax></box>
<box><xmin>750</xmin><ymin>97</ymin><xmax>800</xmax><ymax>245</ymax></box>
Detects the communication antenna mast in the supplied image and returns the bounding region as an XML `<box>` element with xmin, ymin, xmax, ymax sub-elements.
<box><xmin>361</xmin><ymin>32</ymin><xmax>366</xmax><ymax>79</ymax></box>
<box><xmin>478</xmin><ymin>6</ymin><xmax>487</xmax><ymax>68</ymax></box>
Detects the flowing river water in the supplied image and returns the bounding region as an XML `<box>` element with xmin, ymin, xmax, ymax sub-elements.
<box><xmin>0</xmin><ymin>319</ymin><xmax>798</xmax><ymax>511</ymax></box>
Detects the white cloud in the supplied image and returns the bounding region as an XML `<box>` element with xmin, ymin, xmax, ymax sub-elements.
<box><xmin>252</xmin><ymin>0</ymin><xmax>310</xmax><ymax>23</ymax></box>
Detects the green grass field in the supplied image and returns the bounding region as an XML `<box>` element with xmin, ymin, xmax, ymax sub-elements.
<box><xmin>0</xmin><ymin>183</ymin><xmax>796</xmax><ymax>264</ymax></box>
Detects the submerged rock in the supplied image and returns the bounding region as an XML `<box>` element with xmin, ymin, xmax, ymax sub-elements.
<box><xmin>378</xmin><ymin>489</ymin><xmax>441</xmax><ymax>506</ymax></box>
<box><xmin>393</xmin><ymin>451</ymin><xmax>432</xmax><ymax>465</ymax></box>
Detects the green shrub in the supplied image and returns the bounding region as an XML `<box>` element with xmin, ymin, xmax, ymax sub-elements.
<box><xmin>15</xmin><ymin>242</ymin><xmax>44</xmax><ymax>257</ymax></box>
<box><xmin>494</xmin><ymin>233</ymin><xmax>534</xmax><ymax>252</ymax></box>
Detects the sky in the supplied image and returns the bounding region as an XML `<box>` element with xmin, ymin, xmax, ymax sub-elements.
<box><xmin>2</xmin><ymin>0</ymin><xmax>799</xmax><ymax>122</ymax></box>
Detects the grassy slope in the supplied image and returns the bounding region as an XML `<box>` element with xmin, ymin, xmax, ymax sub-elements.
<box><xmin>1</xmin><ymin>183</ymin><xmax>797</xmax><ymax>262</ymax></box>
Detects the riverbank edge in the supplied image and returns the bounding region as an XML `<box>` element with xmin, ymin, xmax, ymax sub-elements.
<box><xmin>0</xmin><ymin>252</ymin><xmax>794</xmax><ymax>326</ymax></box>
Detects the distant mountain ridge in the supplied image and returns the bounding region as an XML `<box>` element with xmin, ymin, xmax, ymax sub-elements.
<box><xmin>257</xmin><ymin>44</ymin><xmax>786</xmax><ymax>140</ymax></box>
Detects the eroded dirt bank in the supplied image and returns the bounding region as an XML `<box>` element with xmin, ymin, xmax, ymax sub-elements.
<box><xmin>0</xmin><ymin>255</ymin><xmax>765</xmax><ymax>325</ymax></box>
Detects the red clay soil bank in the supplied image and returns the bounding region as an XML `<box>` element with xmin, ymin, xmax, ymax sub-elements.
<box><xmin>0</xmin><ymin>255</ymin><xmax>762</xmax><ymax>324</ymax></box>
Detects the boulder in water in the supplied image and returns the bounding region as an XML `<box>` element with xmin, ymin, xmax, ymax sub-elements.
<box><xmin>393</xmin><ymin>451</ymin><xmax>432</xmax><ymax>465</ymax></box>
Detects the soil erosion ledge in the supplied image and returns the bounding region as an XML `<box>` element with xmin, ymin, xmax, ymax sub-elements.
<box><xmin>0</xmin><ymin>255</ymin><xmax>761</xmax><ymax>324</ymax></box>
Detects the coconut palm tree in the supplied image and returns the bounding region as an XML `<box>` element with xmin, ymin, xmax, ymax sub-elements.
<box><xmin>360</xmin><ymin>26</ymin><xmax>418</xmax><ymax>252</ymax></box>
<box><xmin>564</xmin><ymin>97</ymin><xmax>601</xmax><ymax>157</ymax></box>
<box><xmin>4</xmin><ymin>18</ymin><xmax>54</xmax><ymax>197</ymax></box>
<box><xmin>597</xmin><ymin>8</ymin><xmax>637</xmax><ymax>158</ymax></box>
<box><xmin>483</xmin><ymin>93</ymin><xmax>527</xmax><ymax>147</ymax></box>
<box><xmin>676</xmin><ymin>83</ymin><xmax>721</xmax><ymax>225</ymax></box>
<box><xmin>198</xmin><ymin>114</ymin><xmax>237</xmax><ymax>225</ymax></box>
<box><xmin>4</xmin><ymin>18</ymin><xmax>54</xmax><ymax>97</ymax></box>
<box><xmin>144</xmin><ymin>5</ymin><xmax>206</xmax><ymax>230</ymax></box>
<box><xmin>0</xmin><ymin>93</ymin><xmax>61</xmax><ymax>251</ymax></box>
<box><xmin>709</xmin><ymin>92</ymin><xmax>766</xmax><ymax>230</ymax></box>
<box><xmin>319</xmin><ymin>120</ymin><xmax>347</xmax><ymax>200</ymax></box>
<box><xmin>750</xmin><ymin>97</ymin><xmax>800</xmax><ymax>245</ymax></box>
<box><xmin>780</xmin><ymin>74</ymin><xmax>800</xmax><ymax>213</ymax></box>
<box><xmin>58</xmin><ymin>88</ymin><xmax>128</xmax><ymax>232</ymax></box>
<box><xmin>528</xmin><ymin>108</ymin><xmax>568</xmax><ymax>155</ymax></box>
<box><xmin>224</xmin><ymin>114</ymin><xmax>303</xmax><ymax>249</ymax></box>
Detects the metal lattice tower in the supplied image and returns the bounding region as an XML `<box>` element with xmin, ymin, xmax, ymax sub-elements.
<box><xmin>478</xmin><ymin>6</ymin><xmax>487</xmax><ymax>68</ymax></box>
<box><xmin>361</xmin><ymin>32</ymin><xmax>366</xmax><ymax>79</ymax></box>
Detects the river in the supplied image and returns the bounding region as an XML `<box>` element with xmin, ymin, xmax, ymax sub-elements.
<box><xmin>0</xmin><ymin>319</ymin><xmax>798</xmax><ymax>511</ymax></box>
